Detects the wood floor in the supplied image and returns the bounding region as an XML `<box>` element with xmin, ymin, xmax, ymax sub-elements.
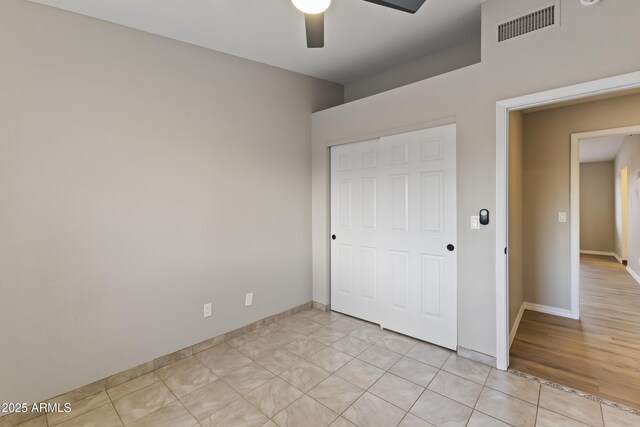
<box><xmin>510</xmin><ymin>254</ymin><xmax>640</xmax><ymax>409</ymax></box>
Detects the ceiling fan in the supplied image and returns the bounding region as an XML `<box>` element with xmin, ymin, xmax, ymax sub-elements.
<box><xmin>291</xmin><ymin>0</ymin><xmax>427</xmax><ymax>48</ymax></box>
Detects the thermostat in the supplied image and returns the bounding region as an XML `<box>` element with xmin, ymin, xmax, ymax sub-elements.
<box><xmin>480</xmin><ymin>209</ymin><xmax>490</xmax><ymax>225</ymax></box>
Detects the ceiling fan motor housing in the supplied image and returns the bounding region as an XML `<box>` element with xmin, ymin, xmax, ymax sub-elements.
<box><xmin>298</xmin><ymin>0</ymin><xmax>428</xmax><ymax>48</ymax></box>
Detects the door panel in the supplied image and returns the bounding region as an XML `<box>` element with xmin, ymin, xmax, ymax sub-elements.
<box><xmin>421</xmin><ymin>172</ymin><xmax>443</xmax><ymax>233</ymax></box>
<box><xmin>391</xmin><ymin>175</ymin><xmax>409</xmax><ymax>231</ymax></box>
<box><xmin>361</xmin><ymin>178</ymin><xmax>377</xmax><ymax>229</ymax></box>
<box><xmin>390</xmin><ymin>250</ymin><xmax>410</xmax><ymax>310</ymax></box>
<box><xmin>331</xmin><ymin>125</ymin><xmax>457</xmax><ymax>349</ymax></box>
<box><xmin>421</xmin><ymin>254</ymin><xmax>444</xmax><ymax>318</ymax></box>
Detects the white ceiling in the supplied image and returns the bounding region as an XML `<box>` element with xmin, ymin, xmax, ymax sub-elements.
<box><xmin>29</xmin><ymin>0</ymin><xmax>482</xmax><ymax>84</ymax></box>
<box><xmin>580</xmin><ymin>135</ymin><xmax>625</xmax><ymax>163</ymax></box>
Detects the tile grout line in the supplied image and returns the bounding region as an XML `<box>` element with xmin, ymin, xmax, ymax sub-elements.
<box><xmin>483</xmin><ymin>381</ymin><xmax>607</xmax><ymax>427</ymax></box>
<box><xmin>159</xmin><ymin>376</ymin><xmax>218</xmax><ymax>425</ymax></box>
<box><xmin>511</xmin><ymin>370</ymin><xmax>640</xmax><ymax>415</ymax></box>
<box><xmin>533</xmin><ymin>381</ymin><xmax>542</xmax><ymax>427</ymax></box>
<box><xmin>21</xmin><ymin>302</ymin><xmax>315</xmax><ymax>427</ymax></box>
<box><xmin>400</xmin><ymin>353</ymin><xmax>448</xmax><ymax>425</ymax></box>
<box><xmin>370</xmin><ymin>338</ymin><xmax>449</xmax><ymax>425</ymax></box>
<box><xmin>463</xmin><ymin>362</ymin><xmax>493</xmax><ymax>426</ymax></box>
<box><xmin>157</xmin><ymin>374</ymin><xmax>196</xmax><ymax>426</ymax></box>
<box><xmin>270</xmin><ymin>321</ymin><xmax>361</xmax><ymax>420</ymax></box>
<box><xmin>47</xmin><ymin>402</ymin><xmax>115</xmax><ymax>427</ymax></box>
<box><xmin>51</xmin><ymin>317</ymin><xmax>395</xmax><ymax>426</ymax></box>
<box><xmin>268</xmin><ymin>318</ymin><xmax>411</xmax><ymax>425</ymax></box>
<box><xmin>28</xmin><ymin>308</ymin><xmax>637</xmax><ymax>427</ymax></box>
<box><xmin>160</xmin><ymin>313</ymin><xmax>625</xmax><ymax>426</ymax></box>
<box><xmin>186</xmin><ymin>314</ymin><xmax>350</xmax><ymax>424</ymax></box>
<box><xmin>105</xmin><ymin>388</ymin><xmax>127</xmax><ymax>427</ymax></box>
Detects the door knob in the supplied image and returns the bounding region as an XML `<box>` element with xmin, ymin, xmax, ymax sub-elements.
<box><xmin>331</xmin><ymin>235</ymin><xmax>336</xmax><ymax>240</ymax></box>
<box><xmin>447</xmin><ymin>244</ymin><xmax>455</xmax><ymax>252</ymax></box>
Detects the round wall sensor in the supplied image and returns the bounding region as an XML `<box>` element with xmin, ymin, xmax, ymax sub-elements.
<box><xmin>580</xmin><ymin>0</ymin><xmax>601</xmax><ymax>6</ymax></box>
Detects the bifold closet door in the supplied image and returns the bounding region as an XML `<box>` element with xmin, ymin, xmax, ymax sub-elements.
<box><xmin>330</xmin><ymin>124</ymin><xmax>457</xmax><ymax>350</ymax></box>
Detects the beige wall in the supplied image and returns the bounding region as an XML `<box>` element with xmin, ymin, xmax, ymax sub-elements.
<box><xmin>312</xmin><ymin>0</ymin><xmax>640</xmax><ymax>358</ymax></box>
<box><xmin>0</xmin><ymin>0</ymin><xmax>343</xmax><ymax>403</ymax></box>
<box><xmin>580</xmin><ymin>161</ymin><xmax>615</xmax><ymax>253</ymax></box>
<box><xmin>615</xmin><ymin>135</ymin><xmax>640</xmax><ymax>275</ymax></box>
<box><xmin>522</xmin><ymin>93</ymin><xmax>640</xmax><ymax>309</ymax></box>
<box><xmin>344</xmin><ymin>37</ymin><xmax>481</xmax><ymax>102</ymax></box>
<box><xmin>508</xmin><ymin>111</ymin><xmax>524</xmax><ymax>332</ymax></box>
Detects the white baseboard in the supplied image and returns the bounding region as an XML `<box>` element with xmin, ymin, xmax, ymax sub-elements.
<box><xmin>509</xmin><ymin>303</ymin><xmax>525</xmax><ymax>348</ymax></box>
<box><xmin>627</xmin><ymin>266</ymin><xmax>640</xmax><ymax>285</ymax></box>
<box><xmin>580</xmin><ymin>250</ymin><xmax>616</xmax><ymax>257</ymax></box>
<box><xmin>523</xmin><ymin>302</ymin><xmax>575</xmax><ymax>319</ymax></box>
<box><xmin>580</xmin><ymin>250</ymin><xmax>623</xmax><ymax>263</ymax></box>
<box><xmin>456</xmin><ymin>346</ymin><xmax>496</xmax><ymax>368</ymax></box>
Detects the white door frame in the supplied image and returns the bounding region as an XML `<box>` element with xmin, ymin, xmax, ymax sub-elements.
<box><xmin>495</xmin><ymin>71</ymin><xmax>640</xmax><ymax>371</ymax></box>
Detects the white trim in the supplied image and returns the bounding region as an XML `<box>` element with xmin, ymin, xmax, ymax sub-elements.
<box><xmin>613</xmin><ymin>252</ymin><xmax>623</xmax><ymax>263</ymax></box>
<box><xmin>580</xmin><ymin>250</ymin><xmax>617</xmax><ymax>257</ymax></box>
<box><xmin>523</xmin><ymin>302</ymin><xmax>574</xmax><ymax>319</ymax></box>
<box><xmin>627</xmin><ymin>266</ymin><xmax>640</xmax><ymax>285</ymax></box>
<box><xmin>509</xmin><ymin>303</ymin><xmax>525</xmax><ymax>348</ymax></box>
<box><xmin>495</xmin><ymin>102</ymin><xmax>509</xmax><ymax>371</ymax></box>
<box><xmin>570</xmin><ymin>135</ymin><xmax>580</xmax><ymax>320</ymax></box>
<box><xmin>495</xmin><ymin>70</ymin><xmax>640</xmax><ymax>371</ymax></box>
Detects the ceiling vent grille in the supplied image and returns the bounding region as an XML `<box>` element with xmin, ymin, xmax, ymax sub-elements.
<box><xmin>498</xmin><ymin>4</ymin><xmax>557</xmax><ymax>42</ymax></box>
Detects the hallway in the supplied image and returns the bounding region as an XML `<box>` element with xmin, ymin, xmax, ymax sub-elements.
<box><xmin>510</xmin><ymin>255</ymin><xmax>640</xmax><ymax>409</ymax></box>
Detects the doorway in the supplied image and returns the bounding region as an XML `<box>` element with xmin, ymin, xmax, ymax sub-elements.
<box><xmin>495</xmin><ymin>70</ymin><xmax>640</xmax><ymax>371</ymax></box>
<box><xmin>509</xmin><ymin>127</ymin><xmax>640</xmax><ymax>407</ymax></box>
<box><xmin>498</xmin><ymin>79</ymin><xmax>640</xmax><ymax>407</ymax></box>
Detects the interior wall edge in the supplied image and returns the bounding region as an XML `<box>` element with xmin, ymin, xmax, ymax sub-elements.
<box><xmin>509</xmin><ymin>303</ymin><xmax>525</xmax><ymax>348</ymax></box>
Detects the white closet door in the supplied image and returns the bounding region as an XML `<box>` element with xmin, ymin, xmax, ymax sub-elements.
<box><xmin>330</xmin><ymin>138</ymin><xmax>382</xmax><ymax>324</ymax></box>
<box><xmin>330</xmin><ymin>124</ymin><xmax>457</xmax><ymax>350</ymax></box>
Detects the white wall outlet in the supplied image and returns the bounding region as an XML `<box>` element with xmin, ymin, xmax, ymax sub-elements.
<box><xmin>245</xmin><ymin>293</ymin><xmax>253</xmax><ymax>307</ymax></box>
<box><xmin>558</xmin><ymin>212</ymin><xmax>567</xmax><ymax>223</ymax></box>
<box><xmin>470</xmin><ymin>216</ymin><xmax>480</xmax><ymax>230</ymax></box>
<box><xmin>203</xmin><ymin>303</ymin><xmax>212</xmax><ymax>318</ymax></box>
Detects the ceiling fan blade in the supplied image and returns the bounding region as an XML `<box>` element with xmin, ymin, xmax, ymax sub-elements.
<box><xmin>362</xmin><ymin>0</ymin><xmax>427</xmax><ymax>14</ymax></box>
<box><xmin>304</xmin><ymin>13</ymin><xmax>324</xmax><ymax>48</ymax></box>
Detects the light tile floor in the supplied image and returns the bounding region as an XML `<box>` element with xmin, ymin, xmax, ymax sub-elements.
<box><xmin>7</xmin><ymin>309</ymin><xmax>640</xmax><ymax>427</ymax></box>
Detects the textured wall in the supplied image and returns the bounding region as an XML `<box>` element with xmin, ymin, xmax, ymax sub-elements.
<box><xmin>580</xmin><ymin>161</ymin><xmax>615</xmax><ymax>253</ymax></box>
<box><xmin>0</xmin><ymin>0</ymin><xmax>343</xmax><ymax>403</ymax></box>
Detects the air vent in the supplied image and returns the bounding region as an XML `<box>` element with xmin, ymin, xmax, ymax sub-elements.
<box><xmin>498</xmin><ymin>3</ymin><xmax>558</xmax><ymax>43</ymax></box>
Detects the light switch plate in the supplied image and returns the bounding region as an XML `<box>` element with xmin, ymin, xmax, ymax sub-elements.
<box><xmin>245</xmin><ymin>293</ymin><xmax>253</xmax><ymax>307</ymax></box>
<box><xmin>204</xmin><ymin>303</ymin><xmax>212</xmax><ymax>318</ymax></box>
<box><xmin>558</xmin><ymin>212</ymin><xmax>567</xmax><ymax>223</ymax></box>
<box><xmin>471</xmin><ymin>216</ymin><xmax>480</xmax><ymax>229</ymax></box>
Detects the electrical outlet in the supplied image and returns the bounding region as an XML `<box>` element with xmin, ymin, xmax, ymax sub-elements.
<box><xmin>203</xmin><ymin>303</ymin><xmax>212</xmax><ymax>318</ymax></box>
<box><xmin>245</xmin><ymin>293</ymin><xmax>253</xmax><ymax>307</ymax></box>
